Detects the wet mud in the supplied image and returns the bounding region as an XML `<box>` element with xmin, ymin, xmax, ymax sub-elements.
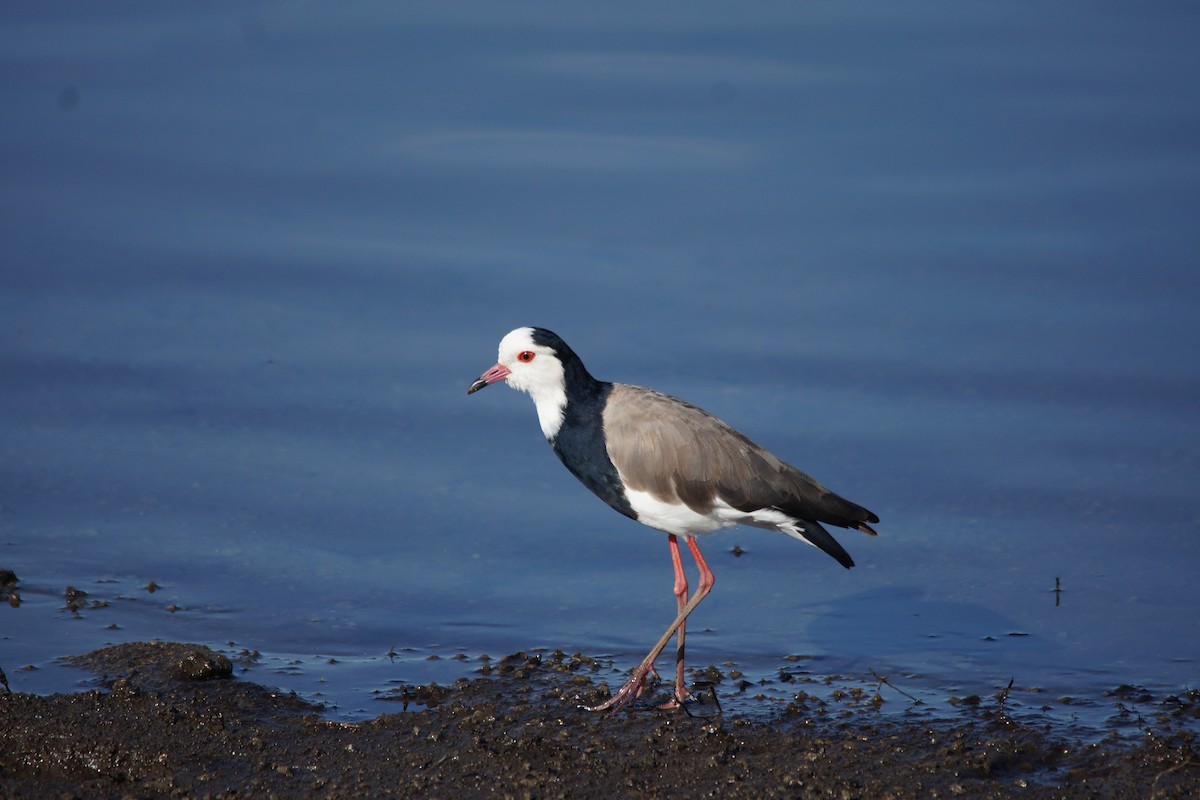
<box><xmin>1</xmin><ymin>642</ymin><xmax>1197</xmax><ymax>799</ymax></box>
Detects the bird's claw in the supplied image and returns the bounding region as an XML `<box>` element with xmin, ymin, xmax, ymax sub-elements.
<box><xmin>655</xmin><ymin>685</ymin><xmax>696</xmax><ymax>711</ymax></box>
<box><xmin>583</xmin><ymin>664</ymin><xmax>695</xmax><ymax>713</ymax></box>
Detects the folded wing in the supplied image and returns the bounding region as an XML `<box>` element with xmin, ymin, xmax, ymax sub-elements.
<box><xmin>602</xmin><ymin>384</ymin><xmax>879</xmax><ymax>539</ymax></box>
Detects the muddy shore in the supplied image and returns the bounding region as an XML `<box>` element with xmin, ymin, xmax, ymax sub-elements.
<box><xmin>1</xmin><ymin>642</ymin><xmax>1197</xmax><ymax>799</ymax></box>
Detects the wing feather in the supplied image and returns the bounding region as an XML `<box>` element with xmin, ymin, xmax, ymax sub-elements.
<box><xmin>602</xmin><ymin>384</ymin><xmax>878</xmax><ymax>532</ymax></box>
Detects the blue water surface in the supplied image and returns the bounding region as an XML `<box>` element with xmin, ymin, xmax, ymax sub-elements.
<box><xmin>2</xmin><ymin>2</ymin><xmax>1198</xmax><ymax>729</ymax></box>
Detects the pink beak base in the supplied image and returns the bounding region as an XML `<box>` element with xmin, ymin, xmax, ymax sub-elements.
<box><xmin>467</xmin><ymin>362</ymin><xmax>511</xmax><ymax>394</ymax></box>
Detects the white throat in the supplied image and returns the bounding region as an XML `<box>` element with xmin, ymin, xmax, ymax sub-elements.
<box><xmin>530</xmin><ymin>384</ymin><xmax>566</xmax><ymax>440</ymax></box>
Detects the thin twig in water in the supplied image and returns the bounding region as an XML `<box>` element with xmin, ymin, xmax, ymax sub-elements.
<box><xmin>870</xmin><ymin>669</ymin><xmax>922</xmax><ymax>706</ymax></box>
<box><xmin>994</xmin><ymin>677</ymin><xmax>1015</xmax><ymax>707</ymax></box>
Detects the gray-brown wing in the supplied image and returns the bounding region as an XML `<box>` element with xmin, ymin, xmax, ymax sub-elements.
<box><xmin>602</xmin><ymin>384</ymin><xmax>878</xmax><ymax>532</ymax></box>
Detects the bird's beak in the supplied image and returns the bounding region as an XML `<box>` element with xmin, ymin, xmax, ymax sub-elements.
<box><xmin>467</xmin><ymin>362</ymin><xmax>511</xmax><ymax>395</ymax></box>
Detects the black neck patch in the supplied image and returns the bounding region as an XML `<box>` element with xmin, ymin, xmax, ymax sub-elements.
<box><xmin>531</xmin><ymin>329</ymin><xmax>637</xmax><ymax>521</ymax></box>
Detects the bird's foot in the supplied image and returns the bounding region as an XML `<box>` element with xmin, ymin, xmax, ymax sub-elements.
<box><xmin>584</xmin><ymin>666</ymin><xmax>695</xmax><ymax>713</ymax></box>
<box><xmin>583</xmin><ymin>668</ymin><xmax>650</xmax><ymax>712</ymax></box>
<box><xmin>654</xmin><ymin>684</ymin><xmax>696</xmax><ymax>711</ymax></box>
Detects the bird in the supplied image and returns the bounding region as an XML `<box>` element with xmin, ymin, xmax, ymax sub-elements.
<box><xmin>467</xmin><ymin>327</ymin><xmax>878</xmax><ymax>711</ymax></box>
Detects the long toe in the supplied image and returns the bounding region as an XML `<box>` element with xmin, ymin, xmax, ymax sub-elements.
<box><xmin>584</xmin><ymin>668</ymin><xmax>651</xmax><ymax>712</ymax></box>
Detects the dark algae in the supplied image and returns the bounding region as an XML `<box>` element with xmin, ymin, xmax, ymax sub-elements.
<box><xmin>1</xmin><ymin>642</ymin><xmax>1197</xmax><ymax>799</ymax></box>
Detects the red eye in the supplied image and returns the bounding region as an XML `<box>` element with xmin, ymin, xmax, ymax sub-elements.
<box><xmin>517</xmin><ymin>351</ymin><xmax>536</xmax><ymax>363</ymax></box>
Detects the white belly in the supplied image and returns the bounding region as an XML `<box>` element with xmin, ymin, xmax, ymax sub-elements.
<box><xmin>623</xmin><ymin>488</ymin><xmax>797</xmax><ymax>536</ymax></box>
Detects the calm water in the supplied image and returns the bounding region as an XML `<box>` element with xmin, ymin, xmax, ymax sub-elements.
<box><xmin>3</xmin><ymin>3</ymin><xmax>1198</xmax><ymax>729</ymax></box>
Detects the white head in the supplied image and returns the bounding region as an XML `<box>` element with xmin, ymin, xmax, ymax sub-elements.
<box><xmin>467</xmin><ymin>327</ymin><xmax>568</xmax><ymax>439</ymax></box>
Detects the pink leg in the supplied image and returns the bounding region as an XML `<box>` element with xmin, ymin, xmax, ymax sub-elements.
<box><xmin>662</xmin><ymin>534</ymin><xmax>692</xmax><ymax>708</ymax></box>
<box><xmin>639</xmin><ymin>534</ymin><xmax>688</xmax><ymax>700</ymax></box>
<box><xmin>678</xmin><ymin>537</ymin><xmax>715</xmax><ymax>704</ymax></box>
<box><xmin>585</xmin><ymin>534</ymin><xmax>715</xmax><ymax>712</ymax></box>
